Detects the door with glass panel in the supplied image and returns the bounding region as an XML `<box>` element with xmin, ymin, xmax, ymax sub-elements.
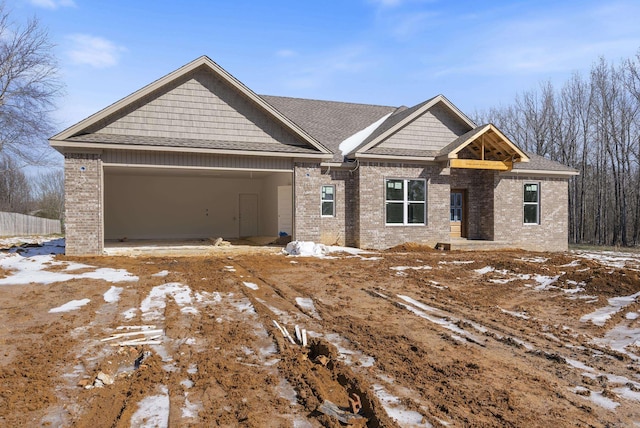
<box><xmin>450</xmin><ymin>190</ymin><xmax>465</xmax><ymax>238</ymax></box>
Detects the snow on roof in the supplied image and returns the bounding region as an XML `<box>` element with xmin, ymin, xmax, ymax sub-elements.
<box><xmin>338</xmin><ymin>112</ymin><xmax>392</xmax><ymax>157</ymax></box>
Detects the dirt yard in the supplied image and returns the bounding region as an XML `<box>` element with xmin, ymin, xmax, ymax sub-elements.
<box><xmin>1</xmin><ymin>239</ymin><xmax>639</xmax><ymax>427</ymax></box>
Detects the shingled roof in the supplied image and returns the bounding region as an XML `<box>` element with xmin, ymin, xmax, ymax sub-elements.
<box><xmin>261</xmin><ymin>95</ymin><xmax>396</xmax><ymax>162</ymax></box>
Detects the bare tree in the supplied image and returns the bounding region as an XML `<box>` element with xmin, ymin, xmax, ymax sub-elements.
<box><xmin>477</xmin><ymin>51</ymin><xmax>640</xmax><ymax>247</ymax></box>
<box><xmin>0</xmin><ymin>3</ymin><xmax>62</xmax><ymax>167</ymax></box>
<box><xmin>0</xmin><ymin>154</ymin><xmax>32</xmax><ymax>213</ymax></box>
<box><xmin>32</xmin><ymin>168</ymin><xmax>64</xmax><ymax>220</ymax></box>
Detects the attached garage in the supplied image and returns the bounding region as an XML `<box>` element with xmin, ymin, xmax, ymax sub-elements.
<box><xmin>103</xmin><ymin>166</ymin><xmax>292</xmax><ymax>241</ymax></box>
<box><xmin>51</xmin><ymin>56</ymin><xmax>331</xmax><ymax>255</ymax></box>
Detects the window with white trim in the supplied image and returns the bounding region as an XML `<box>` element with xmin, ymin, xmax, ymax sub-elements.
<box><xmin>321</xmin><ymin>185</ymin><xmax>335</xmax><ymax>217</ymax></box>
<box><xmin>523</xmin><ymin>183</ymin><xmax>540</xmax><ymax>224</ymax></box>
<box><xmin>385</xmin><ymin>179</ymin><xmax>426</xmax><ymax>225</ymax></box>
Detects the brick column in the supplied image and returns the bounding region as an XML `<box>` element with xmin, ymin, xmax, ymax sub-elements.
<box><xmin>64</xmin><ymin>153</ymin><xmax>103</xmax><ymax>255</ymax></box>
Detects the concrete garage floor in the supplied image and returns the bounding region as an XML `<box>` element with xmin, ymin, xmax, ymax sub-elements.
<box><xmin>103</xmin><ymin>237</ymin><xmax>285</xmax><ymax>257</ymax></box>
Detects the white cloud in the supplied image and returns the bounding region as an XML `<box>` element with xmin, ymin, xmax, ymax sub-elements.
<box><xmin>66</xmin><ymin>34</ymin><xmax>126</xmax><ymax>68</ymax></box>
<box><xmin>28</xmin><ymin>0</ymin><xmax>75</xmax><ymax>9</ymax></box>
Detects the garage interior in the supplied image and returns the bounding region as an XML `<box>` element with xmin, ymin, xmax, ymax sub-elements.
<box><xmin>103</xmin><ymin>166</ymin><xmax>293</xmax><ymax>245</ymax></box>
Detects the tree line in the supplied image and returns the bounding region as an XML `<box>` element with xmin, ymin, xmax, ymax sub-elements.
<box><xmin>477</xmin><ymin>51</ymin><xmax>640</xmax><ymax>247</ymax></box>
<box><xmin>0</xmin><ymin>4</ymin><xmax>63</xmax><ymax>222</ymax></box>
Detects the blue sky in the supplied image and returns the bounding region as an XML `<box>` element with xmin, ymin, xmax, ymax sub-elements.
<box><xmin>11</xmin><ymin>0</ymin><xmax>640</xmax><ymax>134</ymax></box>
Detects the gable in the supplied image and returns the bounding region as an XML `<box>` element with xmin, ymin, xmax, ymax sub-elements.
<box><xmin>89</xmin><ymin>66</ymin><xmax>306</xmax><ymax>148</ymax></box>
<box><xmin>375</xmin><ymin>102</ymin><xmax>470</xmax><ymax>153</ymax></box>
<box><xmin>51</xmin><ymin>56</ymin><xmax>330</xmax><ymax>158</ymax></box>
<box><xmin>351</xmin><ymin>95</ymin><xmax>476</xmax><ymax>160</ymax></box>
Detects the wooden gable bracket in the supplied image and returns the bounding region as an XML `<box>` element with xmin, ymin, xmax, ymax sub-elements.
<box><xmin>437</xmin><ymin>124</ymin><xmax>529</xmax><ymax>172</ymax></box>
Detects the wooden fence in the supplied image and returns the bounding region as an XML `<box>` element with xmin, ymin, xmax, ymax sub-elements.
<box><xmin>0</xmin><ymin>211</ymin><xmax>62</xmax><ymax>237</ymax></box>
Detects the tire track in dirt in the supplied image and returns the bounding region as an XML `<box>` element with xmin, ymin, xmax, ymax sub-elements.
<box><xmin>231</xmin><ymin>259</ymin><xmax>402</xmax><ymax>427</ymax></box>
<box><xmin>237</xmin><ymin>253</ymin><xmax>639</xmax><ymax>427</ymax></box>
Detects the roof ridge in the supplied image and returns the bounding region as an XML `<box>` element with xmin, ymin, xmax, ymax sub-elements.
<box><xmin>260</xmin><ymin>94</ymin><xmax>397</xmax><ymax>110</ymax></box>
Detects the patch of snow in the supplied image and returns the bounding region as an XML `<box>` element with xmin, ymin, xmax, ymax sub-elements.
<box><xmin>324</xmin><ymin>332</ymin><xmax>376</xmax><ymax>367</ymax></box>
<box><xmin>122</xmin><ymin>308</ymin><xmax>137</xmax><ymax>320</ymax></box>
<box><xmin>499</xmin><ymin>307</ymin><xmax>530</xmax><ymax>319</ymax></box>
<box><xmin>574</xmin><ymin>250</ymin><xmax>640</xmax><ymax>270</ymax></box>
<box><xmin>181</xmin><ymin>379</ymin><xmax>194</xmax><ymax>389</ymax></box>
<box><xmin>373</xmin><ymin>384</ymin><xmax>432</xmax><ymax>427</ymax></box>
<box><xmin>49</xmin><ymin>298</ymin><xmax>91</xmax><ymax>313</ymax></box>
<box><xmin>182</xmin><ymin>394</ymin><xmax>201</xmax><ymax>419</ymax></box>
<box><xmin>295</xmin><ymin>297</ymin><xmax>321</xmax><ymax>320</ymax></box>
<box><xmin>103</xmin><ymin>286</ymin><xmax>123</xmax><ymax>303</ymax></box>
<box><xmin>613</xmin><ymin>386</ymin><xmax>640</xmax><ymax>402</ymax></box>
<box><xmin>474</xmin><ymin>266</ymin><xmax>494</xmax><ymax>274</ymax></box>
<box><xmin>531</xmin><ymin>274</ymin><xmax>561</xmax><ymax>290</ymax></box>
<box><xmin>589</xmin><ymin>391</ymin><xmax>620</xmax><ymax>410</ymax></box>
<box><xmin>438</xmin><ymin>260</ymin><xmax>474</xmax><ymax>265</ymax></box>
<box><xmin>519</xmin><ymin>257</ymin><xmax>548</xmax><ymax>263</ymax></box>
<box><xmin>140</xmin><ymin>283</ymin><xmax>197</xmax><ymax>321</ymax></box>
<box><xmin>390</xmin><ymin>265</ymin><xmax>432</xmax><ymax>271</ymax></box>
<box><xmin>397</xmin><ymin>295</ymin><xmax>481</xmax><ymax>343</ymax></box>
<box><xmin>593</xmin><ymin>323</ymin><xmax>640</xmax><ymax>360</ymax></box>
<box><xmin>152</xmin><ymin>270</ymin><xmax>170</xmax><ymax>277</ymax></box>
<box><xmin>0</xmin><ymin>251</ymin><xmax>138</xmax><ymax>286</ymax></box>
<box><xmin>559</xmin><ymin>259</ymin><xmax>581</xmax><ymax>267</ymax></box>
<box><xmin>338</xmin><ymin>112</ymin><xmax>392</xmax><ymax>156</ymax></box>
<box><xmin>580</xmin><ymin>291</ymin><xmax>640</xmax><ymax>326</ymax></box>
<box><xmin>626</xmin><ymin>312</ymin><xmax>639</xmax><ymax>320</ymax></box>
<box><xmin>130</xmin><ymin>385</ymin><xmax>170</xmax><ymax>427</ymax></box>
<box><xmin>242</xmin><ymin>281</ymin><xmax>259</xmax><ymax>290</ymax></box>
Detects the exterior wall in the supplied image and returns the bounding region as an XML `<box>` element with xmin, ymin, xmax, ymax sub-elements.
<box><xmin>64</xmin><ymin>153</ymin><xmax>103</xmax><ymax>255</ymax></box>
<box><xmin>317</xmin><ymin>169</ymin><xmax>355</xmax><ymax>246</ymax></box>
<box><xmin>91</xmin><ymin>68</ymin><xmax>305</xmax><ymax>148</ymax></box>
<box><xmin>293</xmin><ymin>163</ymin><xmax>322</xmax><ymax>242</ymax></box>
<box><xmin>357</xmin><ymin>162</ymin><xmax>450</xmax><ymax>250</ymax></box>
<box><xmin>493</xmin><ymin>174</ymin><xmax>569</xmax><ymax>251</ymax></box>
<box><xmin>104</xmin><ymin>173</ymin><xmax>267</xmax><ymax>240</ymax></box>
<box><xmin>450</xmin><ymin>169</ymin><xmax>495</xmax><ymax>239</ymax></box>
<box><xmin>102</xmin><ymin>149</ymin><xmax>293</xmax><ymax>171</ymax></box>
<box><xmin>378</xmin><ymin>103</ymin><xmax>469</xmax><ymax>152</ymax></box>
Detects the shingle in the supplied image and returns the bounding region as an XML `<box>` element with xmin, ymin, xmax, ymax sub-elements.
<box><xmin>515</xmin><ymin>152</ymin><xmax>578</xmax><ymax>173</ymax></box>
<box><xmin>261</xmin><ymin>95</ymin><xmax>397</xmax><ymax>162</ymax></box>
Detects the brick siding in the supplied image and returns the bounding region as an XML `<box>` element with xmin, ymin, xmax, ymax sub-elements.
<box><xmin>493</xmin><ymin>175</ymin><xmax>569</xmax><ymax>251</ymax></box>
<box><xmin>64</xmin><ymin>153</ymin><xmax>103</xmax><ymax>255</ymax></box>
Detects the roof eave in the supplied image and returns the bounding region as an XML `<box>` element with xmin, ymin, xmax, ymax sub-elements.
<box><xmin>503</xmin><ymin>169</ymin><xmax>579</xmax><ymax>177</ymax></box>
<box><xmin>50</xmin><ymin>140</ymin><xmax>332</xmax><ymax>159</ymax></box>
<box><xmin>354</xmin><ymin>153</ymin><xmax>437</xmax><ymax>162</ymax></box>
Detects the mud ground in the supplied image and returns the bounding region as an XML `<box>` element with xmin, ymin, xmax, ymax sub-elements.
<box><xmin>1</xmin><ymin>243</ymin><xmax>639</xmax><ymax>427</ymax></box>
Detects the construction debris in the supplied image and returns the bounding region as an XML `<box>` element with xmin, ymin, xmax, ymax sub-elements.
<box><xmin>318</xmin><ymin>400</ymin><xmax>366</xmax><ymax>424</ymax></box>
<box><xmin>102</xmin><ymin>326</ymin><xmax>163</xmax><ymax>347</ymax></box>
<box><xmin>209</xmin><ymin>237</ymin><xmax>231</xmax><ymax>246</ymax></box>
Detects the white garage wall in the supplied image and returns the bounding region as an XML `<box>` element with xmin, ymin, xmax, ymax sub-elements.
<box><xmin>104</xmin><ymin>173</ymin><xmax>267</xmax><ymax>240</ymax></box>
<box><xmin>260</xmin><ymin>173</ymin><xmax>292</xmax><ymax>236</ymax></box>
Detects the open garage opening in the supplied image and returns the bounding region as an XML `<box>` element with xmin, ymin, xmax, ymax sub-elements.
<box><xmin>103</xmin><ymin>166</ymin><xmax>293</xmax><ymax>247</ymax></box>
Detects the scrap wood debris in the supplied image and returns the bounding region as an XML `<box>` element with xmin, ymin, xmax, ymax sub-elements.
<box><xmin>101</xmin><ymin>325</ymin><xmax>163</xmax><ymax>346</ymax></box>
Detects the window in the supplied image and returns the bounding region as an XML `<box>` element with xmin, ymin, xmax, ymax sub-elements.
<box><xmin>385</xmin><ymin>179</ymin><xmax>426</xmax><ymax>225</ymax></box>
<box><xmin>321</xmin><ymin>185</ymin><xmax>335</xmax><ymax>217</ymax></box>
<box><xmin>523</xmin><ymin>183</ymin><xmax>540</xmax><ymax>224</ymax></box>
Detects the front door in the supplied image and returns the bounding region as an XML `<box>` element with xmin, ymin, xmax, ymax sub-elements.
<box><xmin>450</xmin><ymin>190</ymin><xmax>465</xmax><ymax>238</ymax></box>
<box><xmin>239</xmin><ymin>193</ymin><xmax>258</xmax><ymax>237</ymax></box>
